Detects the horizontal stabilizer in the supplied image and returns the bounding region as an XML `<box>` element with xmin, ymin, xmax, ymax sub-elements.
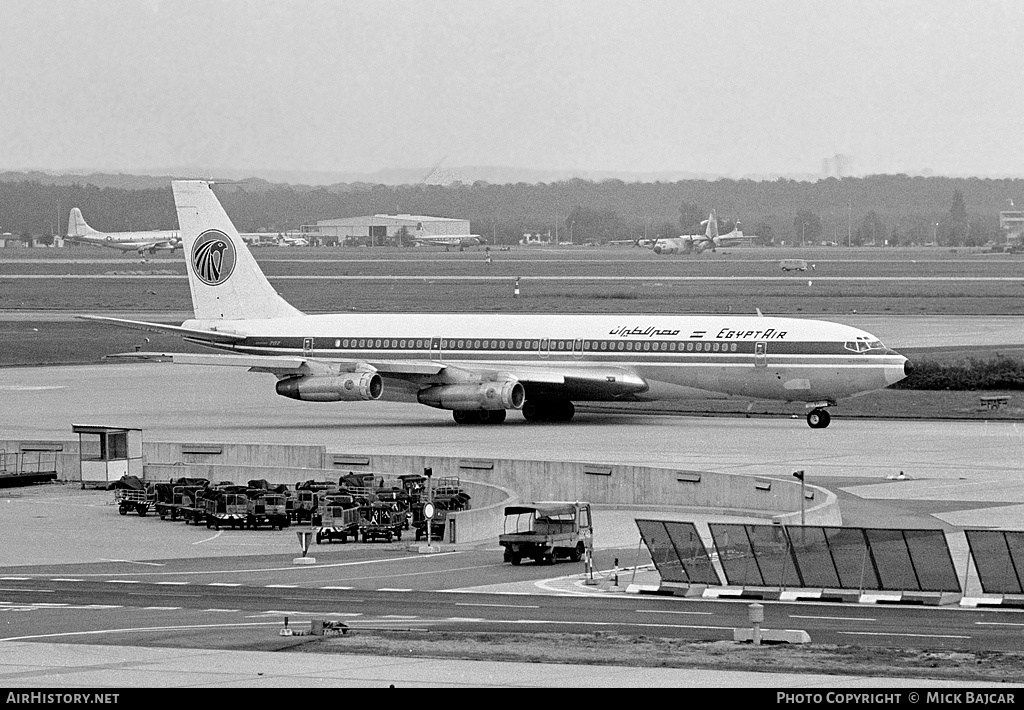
<box><xmin>76</xmin><ymin>315</ymin><xmax>245</xmax><ymax>344</ymax></box>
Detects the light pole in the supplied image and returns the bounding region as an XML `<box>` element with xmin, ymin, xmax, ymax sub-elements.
<box><xmin>793</xmin><ymin>470</ymin><xmax>806</xmax><ymax>525</ymax></box>
<box><xmin>847</xmin><ymin>200</ymin><xmax>852</xmax><ymax>248</ymax></box>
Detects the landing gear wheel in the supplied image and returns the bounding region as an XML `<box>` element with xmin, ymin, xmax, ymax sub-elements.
<box><xmin>570</xmin><ymin>543</ymin><xmax>585</xmax><ymax>562</ymax></box>
<box><xmin>521</xmin><ymin>401</ymin><xmax>546</xmax><ymax>422</ymax></box>
<box><xmin>452</xmin><ymin>410</ymin><xmax>478</xmax><ymax>425</ymax></box>
<box><xmin>477</xmin><ymin>409</ymin><xmax>506</xmax><ymax>424</ymax></box>
<box><xmin>807</xmin><ymin>408</ymin><xmax>831</xmax><ymax>429</ymax></box>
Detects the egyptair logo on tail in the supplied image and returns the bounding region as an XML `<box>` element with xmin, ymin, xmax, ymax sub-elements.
<box><xmin>191</xmin><ymin>230</ymin><xmax>236</xmax><ymax>286</ymax></box>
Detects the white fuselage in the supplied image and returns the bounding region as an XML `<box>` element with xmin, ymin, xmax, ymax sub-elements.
<box><xmin>184</xmin><ymin>312</ymin><xmax>907</xmax><ymax>403</ymax></box>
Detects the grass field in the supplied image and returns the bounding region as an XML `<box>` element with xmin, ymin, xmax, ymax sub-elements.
<box><xmin>3</xmin><ymin>244</ymin><xmax>1024</xmax><ymax>315</ymax></box>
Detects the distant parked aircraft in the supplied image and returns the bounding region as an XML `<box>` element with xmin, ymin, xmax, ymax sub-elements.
<box><xmin>65</xmin><ymin>208</ymin><xmax>180</xmax><ymax>255</ymax></box>
<box><xmin>412</xmin><ymin>234</ymin><xmax>482</xmax><ymax>248</ymax></box>
<box><xmin>652</xmin><ymin>211</ymin><xmax>759</xmax><ymax>255</ymax></box>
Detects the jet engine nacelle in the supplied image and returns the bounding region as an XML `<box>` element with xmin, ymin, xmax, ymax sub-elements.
<box><xmin>275</xmin><ymin>372</ymin><xmax>383</xmax><ymax>402</ymax></box>
<box><xmin>417</xmin><ymin>380</ymin><xmax>525</xmax><ymax>411</ymax></box>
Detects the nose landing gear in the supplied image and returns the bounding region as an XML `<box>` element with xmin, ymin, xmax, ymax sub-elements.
<box><xmin>806</xmin><ymin>407</ymin><xmax>831</xmax><ymax>429</ymax></box>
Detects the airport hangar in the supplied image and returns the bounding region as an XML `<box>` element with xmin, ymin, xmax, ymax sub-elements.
<box><xmin>304</xmin><ymin>214</ymin><xmax>472</xmax><ymax>246</ymax></box>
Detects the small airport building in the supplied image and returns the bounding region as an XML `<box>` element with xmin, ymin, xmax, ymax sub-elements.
<box><xmin>306</xmin><ymin>214</ymin><xmax>471</xmax><ymax>246</ymax></box>
<box><xmin>1000</xmin><ymin>210</ymin><xmax>1024</xmax><ymax>246</ymax></box>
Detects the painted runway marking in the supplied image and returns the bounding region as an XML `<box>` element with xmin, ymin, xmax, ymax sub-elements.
<box><xmin>105</xmin><ymin>580</ymin><xmax>140</xmax><ymax>584</ymax></box>
<box><xmin>789</xmin><ymin>615</ymin><xmax>877</xmax><ymax>622</ymax></box>
<box><xmin>265</xmin><ymin>585</ymin><xmax>298</xmax><ymax>589</ymax></box>
<box><xmin>193</xmin><ymin>531</ymin><xmax>224</xmax><ymax>545</ymax></box>
<box><xmin>259</xmin><ymin>610</ymin><xmax>363</xmax><ymax>617</ymax></box>
<box><xmin>100</xmin><ymin>560</ymin><xmax>166</xmax><ymax>566</ymax></box>
<box><xmin>447</xmin><ymin>617</ymin><xmax>484</xmax><ymax>622</ymax></box>
<box><xmin>143</xmin><ymin>607</ymin><xmax>182</xmax><ymax>610</ymax></box>
<box><xmin>155</xmin><ymin>582</ymin><xmax>189</xmax><ymax>586</ymax></box>
<box><xmin>207</xmin><ymin>583</ymin><xmax>241</xmax><ymax>587</ymax></box>
<box><xmin>49</xmin><ymin>579</ymin><xmax>84</xmax><ymax>582</ymax></box>
<box><xmin>976</xmin><ymin>621</ymin><xmax>1024</xmax><ymax>627</ymax></box>
<box><xmin>377</xmin><ymin>588</ymin><xmax>413</xmax><ymax>592</ymax></box>
<box><xmin>0</xmin><ymin>386</ymin><xmax>66</xmax><ymax>391</ymax></box>
<box><xmin>0</xmin><ymin>621</ymin><xmax>282</xmax><ymax>643</ymax></box>
<box><xmin>838</xmin><ymin>631</ymin><xmax>970</xmax><ymax>639</ymax></box>
<box><xmin>319</xmin><ymin>586</ymin><xmax>354</xmax><ymax>590</ymax></box>
<box><xmin>455</xmin><ymin>602</ymin><xmax>541</xmax><ymax>609</ymax></box>
<box><xmin>203</xmin><ymin>608</ymin><xmax>240</xmax><ymax>613</ymax></box>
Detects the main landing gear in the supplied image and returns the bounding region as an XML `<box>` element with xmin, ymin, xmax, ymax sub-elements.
<box><xmin>806</xmin><ymin>407</ymin><xmax>831</xmax><ymax>429</ymax></box>
<box><xmin>521</xmin><ymin>399</ymin><xmax>575</xmax><ymax>423</ymax></box>
<box><xmin>452</xmin><ymin>409</ymin><xmax>507</xmax><ymax>425</ymax></box>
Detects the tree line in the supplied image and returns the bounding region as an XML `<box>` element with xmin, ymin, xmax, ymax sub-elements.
<box><xmin>1</xmin><ymin>174</ymin><xmax>1022</xmax><ymax>247</ymax></box>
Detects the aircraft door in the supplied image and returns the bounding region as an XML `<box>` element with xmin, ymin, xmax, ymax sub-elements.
<box><xmin>539</xmin><ymin>338</ymin><xmax>550</xmax><ymax>359</ymax></box>
<box><xmin>302</xmin><ymin>338</ymin><xmax>313</xmax><ymax>358</ymax></box>
<box><xmin>430</xmin><ymin>337</ymin><xmax>442</xmax><ymax>361</ymax></box>
<box><xmin>572</xmin><ymin>339</ymin><xmax>584</xmax><ymax>359</ymax></box>
<box><xmin>754</xmin><ymin>341</ymin><xmax>767</xmax><ymax>368</ymax></box>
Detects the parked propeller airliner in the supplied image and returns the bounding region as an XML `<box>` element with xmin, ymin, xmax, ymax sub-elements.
<box><xmin>652</xmin><ymin>210</ymin><xmax>759</xmax><ymax>255</ymax></box>
<box><xmin>80</xmin><ymin>181</ymin><xmax>909</xmax><ymax>428</ymax></box>
<box><xmin>66</xmin><ymin>208</ymin><xmax>181</xmax><ymax>255</ymax></box>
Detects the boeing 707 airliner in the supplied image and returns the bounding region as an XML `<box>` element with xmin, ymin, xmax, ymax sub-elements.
<box><xmin>81</xmin><ymin>181</ymin><xmax>910</xmax><ymax>428</ymax></box>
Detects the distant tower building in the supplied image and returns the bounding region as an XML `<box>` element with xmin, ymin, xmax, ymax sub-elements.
<box><xmin>822</xmin><ymin>153</ymin><xmax>852</xmax><ymax>178</ymax></box>
<box><xmin>999</xmin><ymin>204</ymin><xmax>1024</xmax><ymax>246</ymax></box>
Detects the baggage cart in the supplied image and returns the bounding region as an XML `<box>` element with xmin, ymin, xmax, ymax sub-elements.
<box><xmin>358</xmin><ymin>501</ymin><xmax>404</xmax><ymax>543</ymax></box>
<box><xmin>315</xmin><ymin>494</ymin><xmax>360</xmax><ymax>544</ymax></box>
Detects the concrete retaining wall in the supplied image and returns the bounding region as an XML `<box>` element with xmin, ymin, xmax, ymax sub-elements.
<box><xmin>15</xmin><ymin>439</ymin><xmax>840</xmax><ymax>541</ymax></box>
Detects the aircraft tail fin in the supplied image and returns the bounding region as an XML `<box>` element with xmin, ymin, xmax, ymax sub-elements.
<box><xmin>67</xmin><ymin>208</ymin><xmax>100</xmax><ymax>237</ymax></box>
<box><xmin>704</xmin><ymin>210</ymin><xmax>719</xmax><ymax>240</ymax></box>
<box><xmin>172</xmin><ymin>180</ymin><xmax>304</xmax><ymax>321</ymax></box>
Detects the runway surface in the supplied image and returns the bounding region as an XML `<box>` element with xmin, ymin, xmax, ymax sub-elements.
<box><xmin>2</xmin><ymin>363</ymin><xmax>1023</xmax><ymax>532</ymax></box>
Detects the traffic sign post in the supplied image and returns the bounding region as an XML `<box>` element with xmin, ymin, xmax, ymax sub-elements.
<box><xmin>293</xmin><ymin>529</ymin><xmax>316</xmax><ymax>565</ymax></box>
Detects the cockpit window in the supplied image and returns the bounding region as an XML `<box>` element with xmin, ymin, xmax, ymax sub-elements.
<box><xmin>844</xmin><ymin>339</ymin><xmax>885</xmax><ymax>353</ymax></box>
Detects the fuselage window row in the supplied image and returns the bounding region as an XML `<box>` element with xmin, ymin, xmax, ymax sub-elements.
<box><xmin>309</xmin><ymin>339</ymin><xmax>746</xmax><ymax>354</ymax></box>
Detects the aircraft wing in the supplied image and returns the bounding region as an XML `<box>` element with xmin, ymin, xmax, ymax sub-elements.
<box><xmin>101</xmin><ymin>345</ymin><xmax>649</xmax><ymax>398</ymax></box>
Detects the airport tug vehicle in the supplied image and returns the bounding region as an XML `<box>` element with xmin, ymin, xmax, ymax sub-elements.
<box><xmin>499</xmin><ymin>501</ymin><xmax>593</xmax><ymax>565</ymax></box>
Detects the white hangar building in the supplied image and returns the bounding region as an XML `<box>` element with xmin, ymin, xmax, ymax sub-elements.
<box><xmin>309</xmin><ymin>214</ymin><xmax>471</xmax><ymax>244</ymax></box>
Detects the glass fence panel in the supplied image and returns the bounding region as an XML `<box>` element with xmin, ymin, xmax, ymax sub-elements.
<box><xmin>786</xmin><ymin>526</ymin><xmax>841</xmax><ymax>588</ymax></box>
<box><xmin>709</xmin><ymin>523</ymin><xmax>762</xmax><ymax>586</ymax></box>
<box><xmin>966</xmin><ymin>530</ymin><xmax>1021</xmax><ymax>595</ymax></box>
<box><xmin>823</xmin><ymin>527</ymin><xmax>880</xmax><ymax>590</ymax></box>
<box><xmin>636</xmin><ymin>519</ymin><xmax>686</xmax><ymax>584</ymax></box>
<box><xmin>903</xmin><ymin>529</ymin><xmax>960</xmax><ymax>592</ymax></box>
<box><xmin>664</xmin><ymin>521</ymin><xmax>721</xmax><ymax>585</ymax></box>
<box><xmin>746</xmin><ymin>524</ymin><xmax>801</xmax><ymax>588</ymax></box>
<box><xmin>864</xmin><ymin>528</ymin><xmax>919</xmax><ymax>591</ymax></box>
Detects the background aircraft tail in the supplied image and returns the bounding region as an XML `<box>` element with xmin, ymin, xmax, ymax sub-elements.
<box><xmin>172</xmin><ymin>180</ymin><xmax>303</xmax><ymax>321</ymax></box>
<box><xmin>67</xmin><ymin>208</ymin><xmax>100</xmax><ymax>237</ymax></box>
<box><xmin>703</xmin><ymin>210</ymin><xmax>719</xmax><ymax>240</ymax></box>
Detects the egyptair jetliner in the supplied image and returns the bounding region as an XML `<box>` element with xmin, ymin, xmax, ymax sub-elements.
<box><xmin>66</xmin><ymin>208</ymin><xmax>181</xmax><ymax>255</ymax></box>
<box><xmin>80</xmin><ymin>181</ymin><xmax>910</xmax><ymax>428</ymax></box>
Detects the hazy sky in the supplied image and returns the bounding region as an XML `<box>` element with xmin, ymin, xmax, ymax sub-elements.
<box><xmin>2</xmin><ymin>0</ymin><xmax>1023</xmax><ymax>179</ymax></box>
